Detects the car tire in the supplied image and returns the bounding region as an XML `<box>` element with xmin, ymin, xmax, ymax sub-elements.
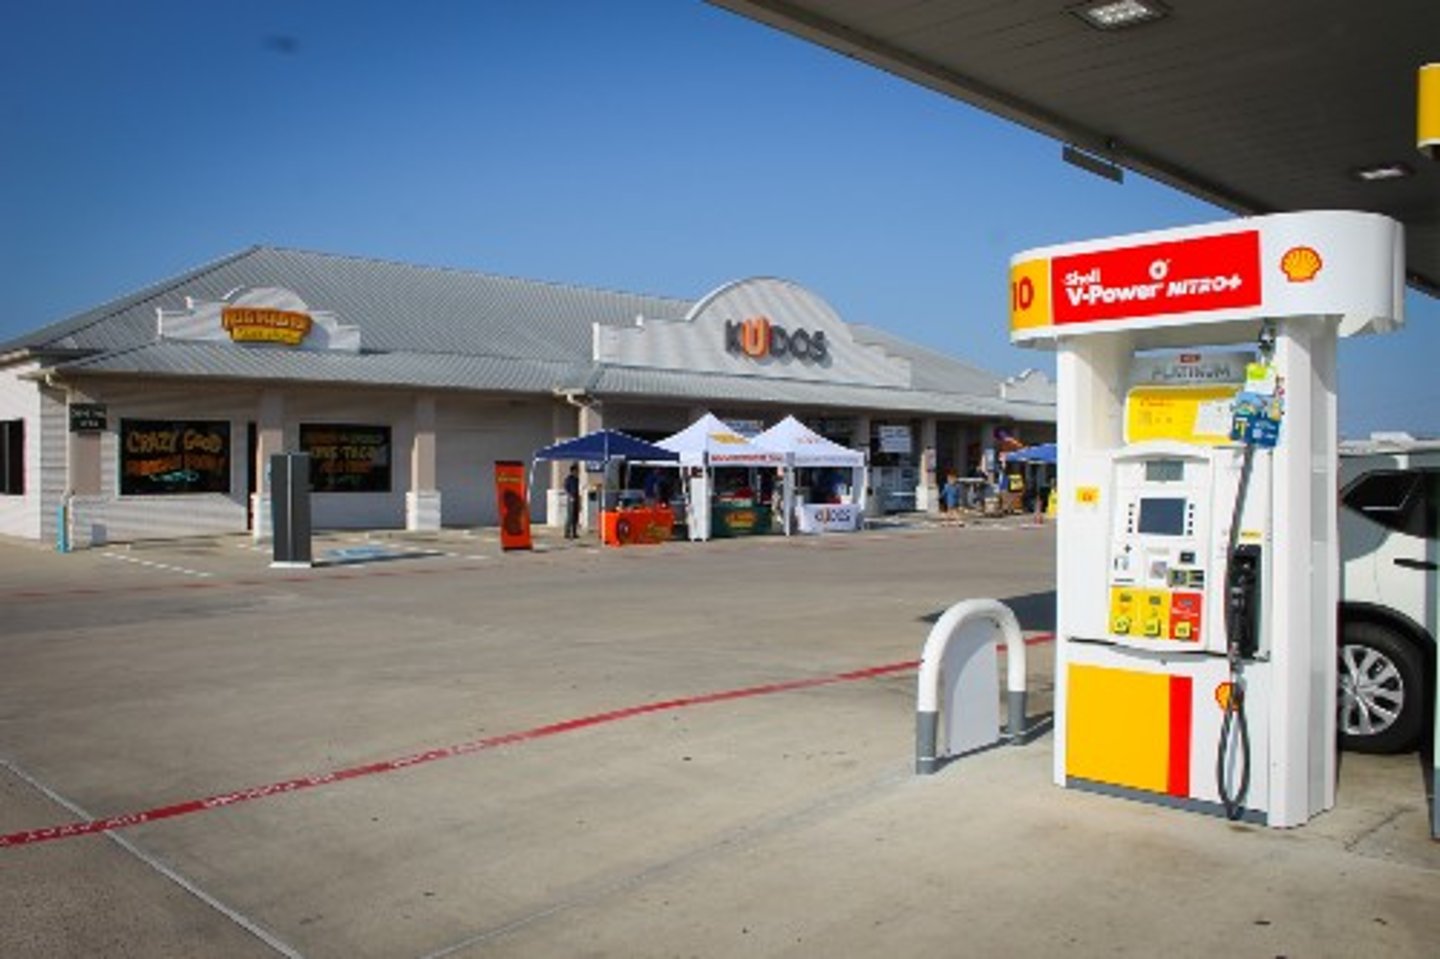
<box><xmin>1338</xmin><ymin>621</ymin><xmax>1425</xmax><ymax>754</ymax></box>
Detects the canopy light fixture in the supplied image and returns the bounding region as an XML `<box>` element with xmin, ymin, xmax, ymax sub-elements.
<box><xmin>1062</xmin><ymin>144</ymin><xmax>1125</xmax><ymax>183</ymax></box>
<box><xmin>1069</xmin><ymin>0</ymin><xmax>1170</xmax><ymax>31</ymax></box>
<box><xmin>1350</xmin><ymin>162</ymin><xmax>1414</xmax><ymax>182</ymax></box>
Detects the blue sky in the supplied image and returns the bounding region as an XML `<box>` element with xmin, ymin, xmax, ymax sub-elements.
<box><xmin>2</xmin><ymin>1</ymin><xmax>1435</xmax><ymax>438</ymax></box>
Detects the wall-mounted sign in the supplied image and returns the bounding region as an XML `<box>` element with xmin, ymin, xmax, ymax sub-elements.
<box><xmin>158</xmin><ymin>286</ymin><xmax>361</xmax><ymax>353</ymax></box>
<box><xmin>725</xmin><ymin>316</ymin><xmax>828</xmax><ymax>362</ymax></box>
<box><xmin>69</xmin><ymin>403</ymin><xmax>107</xmax><ymax>433</ymax></box>
<box><xmin>221</xmin><ymin>306</ymin><xmax>314</xmax><ymax>346</ymax></box>
<box><xmin>877</xmin><ymin>425</ymin><xmax>912</xmax><ymax>454</ymax></box>
<box><xmin>299</xmin><ymin>424</ymin><xmax>392</xmax><ymax>493</ymax></box>
<box><xmin>120</xmin><ymin>419</ymin><xmax>231</xmax><ymax>495</ymax></box>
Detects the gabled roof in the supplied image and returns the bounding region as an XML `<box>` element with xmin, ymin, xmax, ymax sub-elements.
<box><xmin>1</xmin><ymin>246</ymin><xmax>691</xmax><ymax>362</ymax></box>
<box><xmin>2</xmin><ymin>246</ymin><xmax>1054</xmax><ymax>422</ymax></box>
<box><xmin>0</xmin><ymin>248</ymin><xmax>259</xmax><ymax>356</ymax></box>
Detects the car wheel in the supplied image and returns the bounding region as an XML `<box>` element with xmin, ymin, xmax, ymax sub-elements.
<box><xmin>1338</xmin><ymin>621</ymin><xmax>1424</xmax><ymax>754</ymax></box>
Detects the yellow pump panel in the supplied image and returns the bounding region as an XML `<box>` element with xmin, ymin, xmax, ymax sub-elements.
<box><xmin>1066</xmin><ymin>664</ymin><xmax>1172</xmax><ymax>794</ymax></box>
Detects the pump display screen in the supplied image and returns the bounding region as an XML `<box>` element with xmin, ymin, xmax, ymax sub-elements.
<box><xmin>1145</xmin><ymin>459</ymin><xmax>1185</xmax><ymax>483</ymax></box>
<box><xmin>1137</xmin><ymin>497</ymin><xmax>1187</xmax><ymax>536</ymax></box>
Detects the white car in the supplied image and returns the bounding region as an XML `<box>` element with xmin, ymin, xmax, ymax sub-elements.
<box><xmin>1338</xmin><ymin>435</ymin><xmax>1439</xmax><ymax>753</ymax></box>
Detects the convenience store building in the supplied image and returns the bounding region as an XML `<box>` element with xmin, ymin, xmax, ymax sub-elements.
<box><xmin>0</xmin><ymin>247</ymin><xmax>1054</xmax><ymax>545</ymax></box>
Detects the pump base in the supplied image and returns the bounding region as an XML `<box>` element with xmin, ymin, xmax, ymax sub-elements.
<box><xmin>1066</xmin><ymin>776</ymin><xmax>1267</xmax><ymax>825</ymax></box>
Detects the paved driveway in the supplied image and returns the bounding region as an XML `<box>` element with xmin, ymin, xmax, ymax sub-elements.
<box><xmin>1</xmin><ymin>521</ymin><xmax>1436</xmax><ymax>958</ymax></box>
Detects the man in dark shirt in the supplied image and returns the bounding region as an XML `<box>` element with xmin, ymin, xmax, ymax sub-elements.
<box><xmin>564</xmin><ymin>464</ymin><xmax>581</xmax><ymax>539</ymax></box>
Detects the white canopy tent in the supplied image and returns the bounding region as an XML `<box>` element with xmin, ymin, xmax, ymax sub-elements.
<box><xmin>656</xmin><ymin>412</ymin><xmax>786</xmax><ymax>468</ymax></box>
<box><xmin>752</xmin><ymin>415</ymin><xmax>867</xmax><ymax>534</ymax></box>
<box><xmin>656</xmin><ymin>412</ymin><xmax>785</xmax><ymax>541</ymax></box>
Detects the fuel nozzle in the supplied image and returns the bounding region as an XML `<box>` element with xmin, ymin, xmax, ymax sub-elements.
<box><xmin>1226</xmin><ymin>545</ymin><xmax>1262</xmax><ymax>659</ymax></box>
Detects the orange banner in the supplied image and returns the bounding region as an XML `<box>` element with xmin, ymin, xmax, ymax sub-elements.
<box><xmin>494</xmin><ymin>460</ymin><xmax>532</xmax><ymax>551</ymax></box>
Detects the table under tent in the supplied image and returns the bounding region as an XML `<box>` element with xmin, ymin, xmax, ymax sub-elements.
<box><xmin>751</xmin><ymin>415</ymin><xmax>868</xmax><ymax>534</ymax></box>
<box><xmin>1001</xmin><ymin>442</ymin><xmax>1056</xmax><ymax>515</ymax></box>
<box><xmin>530</xmin><ymin>430</ymin><xmax>679</xmax><ymax>545</ymax></box>
<box><xmin>654</xmin><ymin>413</ymin><xmax>786</xmax><ymax>540</ymax></box>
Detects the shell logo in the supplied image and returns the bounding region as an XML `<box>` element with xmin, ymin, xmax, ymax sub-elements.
<box><xmin>1279</xmin><ymin>245</ymin><xmax>1323</xmax><ymax>283</ymax></box>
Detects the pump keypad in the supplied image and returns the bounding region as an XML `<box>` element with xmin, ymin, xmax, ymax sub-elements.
<box><xmin>1108</xmin><ymin>585</ymin><xmax>1203</xmax><ymax>643</ymax></box>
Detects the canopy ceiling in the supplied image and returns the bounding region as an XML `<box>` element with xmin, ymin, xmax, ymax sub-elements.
<box><xmin>711</xmin><ymin>0</ymin><xmax>1440</xmax><ymax>295</ymax></box>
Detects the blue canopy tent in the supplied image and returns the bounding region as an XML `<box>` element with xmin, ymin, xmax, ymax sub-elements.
<box><xmin>533</xmin><ymin>429</ymin><xmax>680</xmax><ymax>465</ymax></box>
<box><xmin>530</xmin><ymin>430</ymin><xmax>680</xmax><ymax>538</ymax></box>
<box><xmin>1005</xmin><ymin>442</ymin><xmax>1056</xmax><ymax>464</ymax></box>
<box><xmin>1003</xmin><ymin>443</ymin><xmax>1057</xmax><ymax>516</ymax></box>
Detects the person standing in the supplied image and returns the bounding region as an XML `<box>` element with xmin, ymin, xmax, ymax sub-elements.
<box><xmin>941</xmin><ymin>471</ymin><xmax>961</xmax><ymax>519</ymax></box>
<box><xmin>564</xmin><ymin>464</ymin><xmax>581</xmax><ymax>539</ymax></box>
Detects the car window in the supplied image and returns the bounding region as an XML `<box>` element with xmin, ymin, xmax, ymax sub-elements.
<box><xmin>1341</xmin><ymin>469</ymin><xmax>1438</xmax><ymax>538</ymax></box>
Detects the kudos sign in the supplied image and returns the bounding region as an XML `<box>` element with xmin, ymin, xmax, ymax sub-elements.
<box><xmin>725</xmin><ymin>316</ymin><xmax>829</xmax><ymax>363</ymax></box>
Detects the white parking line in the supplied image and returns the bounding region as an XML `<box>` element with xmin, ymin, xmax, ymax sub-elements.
<box><xmin>0</xmin><ymin>758</ymin><xmax>302</xmax><ymax>958</ymax></box>
<box><xmin>100</xmin><ymin>552</ymin><xmax>214</xmax><ymax>578</ymax></box>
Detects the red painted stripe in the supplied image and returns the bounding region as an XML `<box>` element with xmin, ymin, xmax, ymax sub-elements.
<box><xmin>1167</xmin><ymin>675</ymin><xmax>1193</xmax><ymax>798</ymax></box>
<box><xmin>1</xmin><ymin>659</ymin><xmax>920</xmax><ymax>849</ymax></box>
<box><xmin>2</xmin><ymin>563</ymin><xmax>495</xmax><ymax>603</ymax></box>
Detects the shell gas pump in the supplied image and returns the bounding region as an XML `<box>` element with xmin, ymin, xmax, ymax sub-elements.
<box><xmin>1010</xmin><ymin>211</ymin><xmax>1405</xmax><ymax>827</ymax></box>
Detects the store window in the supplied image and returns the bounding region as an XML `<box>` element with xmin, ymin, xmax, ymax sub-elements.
<box><xmin>120</xmin><ymin>419</ymin><xmax>231</xmax><ymax>495</ymax></box>
<box><xmin>299</xmin><ymin>424</ymin><xmax>392</xmax><ymax>493</ymax></box>
<box><xmin>1</xmin><ymin>419</ymin><xmax>23</xmax><ymax>495</ymax></box>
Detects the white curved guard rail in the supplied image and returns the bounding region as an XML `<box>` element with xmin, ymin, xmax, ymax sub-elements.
<box><xmin>916</xmin><ymin>599</ymin><xmax>1027</xmax><ymax>775</ymax></box>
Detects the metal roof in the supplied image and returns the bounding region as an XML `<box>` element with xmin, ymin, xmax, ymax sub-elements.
<box><xmin>849</xmin><ymin>323</ymin><xmax>1005</xmax><ymax>395</ymax></box>
<box><xmin>710</xmin><ymin>0</ymin><xmax>1440</xmax><ymax>295</ymax></box>
<box><xmin>0</xmin><ymin>246</ymin><xmax>690</xmax><ymax>362</ymax></box>
<box><xmin>56</xmin><ymin>342</ymin><xmax>589</xmax><ymax>394</ymax></box>
<box><xmin>590</xmin><ymin>365</ymin><xmax>1045</xmax><ymax>421</ymax></box>
<box><xmin>3</xmin><ymin>245</ymin><xmax>1047</xmax><ymax>421</ymax></box>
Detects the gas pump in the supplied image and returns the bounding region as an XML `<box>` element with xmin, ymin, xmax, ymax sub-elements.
<box><xmin>1010</xmin><ymin>211</ymin><xmax>1404</xmax><ymax>827</ymax></box>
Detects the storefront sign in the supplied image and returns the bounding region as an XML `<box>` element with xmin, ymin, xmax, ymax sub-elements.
<box><xmin>221</xmin><ymin>306</ymin><xmax>314</xmax><ymax>346</ymax></box>
<box><xmin>494</xmin><ymin>460</ymin><xmax>533</xmax><ymax>551</ymax></box>
<box><xmin>158</xmin><ymin>286</ymin><xmax>361</xmax><ymax>353</ymax></box>
<box><xmin>299</xmin><ymin>424</ymin><xmax>392</xmax><ymax>493</ymax></box>
<box><xmin>69</xmin><ymin>403</ymin><xmax>107</xmax><ymax>433</ymax></box>
<box><xmin>724</xmin><ymin>316</ymin><xmax>828</xmax><ymax>362</ymax></box>
<box><xmin>877</xmin><ymin>425</ymin><xmax>912</xmax><ymax>454</ymax></box>
<box><xmin>120</xmin><ymin>419</ymin><xmax>230</xmax><ymax>495</ymax></box>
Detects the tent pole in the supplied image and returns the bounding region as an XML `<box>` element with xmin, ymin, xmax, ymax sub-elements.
<box><xmin>783</xmin><ymin>461</ymin><xmax>794</xmax><ymax>536</ymax></box>
<box><xmin>526</xmin><ymin>460</ymin><xmax>538</xmax><ymax>529</ymax></box>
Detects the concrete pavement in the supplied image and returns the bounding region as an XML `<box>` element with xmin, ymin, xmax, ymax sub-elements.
<box><xmin>1</xmin><ymin>519</ymin><xmax>1436</xmax><ymax>957</ymax></box>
